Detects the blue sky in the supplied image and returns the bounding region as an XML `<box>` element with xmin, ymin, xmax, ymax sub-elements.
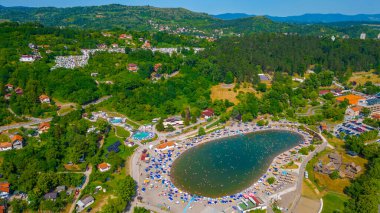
<box><xmin>1</xmin><ymin>0</ymin><xmax>379</xmax><ymax>16</ymax></box>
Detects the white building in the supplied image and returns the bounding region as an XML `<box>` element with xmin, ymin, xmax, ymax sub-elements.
<box><xmin>19</xmin><ymin>55</ymin><xmax>35</xmax><ymax>62</ymax></box>
<box><xmin>76</xmin><ymin>196</ymin><xmax>94</xmax><ymax>212</ymax></box>
<box><xmin>360</xmin><ymin>33</ymin><xmax>366</xmax><ymax>40</ymax></box>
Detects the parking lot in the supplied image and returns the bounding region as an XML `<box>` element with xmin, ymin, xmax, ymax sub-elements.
<box><xmin>334</xmin><ymin>120</ymin><xmax>376</xmax><ymax>137</ymax></box>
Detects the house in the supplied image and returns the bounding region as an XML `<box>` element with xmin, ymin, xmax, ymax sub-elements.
<box><xmin>319</xmin><ymin>90</ymin><xmax>330</xmax><ymax>96</ymax></box>
<box><xmin>4</xmin><ymin>94</ymin><xmax>11</xmax><ymax>100</ymax></box>
<box><xmin>142</xmin><ymin>40</ymin><xmax>151</xmax><ymax>49</ymax></box>
<box><xmin>44</xmin><ymin>192</ymin><xmax>58</xmax><ymax>201</ymax></box>
<box><xmin>154</xmin><ymin>63</ymin><xmax>162</xmax><ymax>72</ymax></box>
<box><xmin>328</xmin><ymin>153</ymin><xmax>342</xmax><ymax>168</ymax></box>
<box><xmin>320</xmin><ymin>123</ymin><xmax>328</xmax><ymax>131</ymax></box>
<box><xmin>156</xmin><ymin>141</ymin><xmax>176</xmax><ymax>151</ymax></box>
<box><xmin>91</xmin><ymin>73</ymin><xmax>98</xmax><ymax>77</ymax></box>
<box><xmin>151</xmin><ymin>72</ymin><xmax>163</xmax><ymax>81</ymax></box>
<box><xmin>345</xmin><ymin>106</ymin><xmax>362</xmax><ymax>117</ymax></box>
<box><xmin>4</xmin><ymin>84</ymin><xmax>13</xmax><ymax>91</ymax></box>
<box><xmin>39</xmin><ymin>94</ymin><xmax>50</xmax><ymax>104</ymax></box>
<box><xmin>56</xmin><ymin>185</ymin><xmax>66</xmax><ymax>193</ymax></box>
<box><xmin>111</xmin><ymin>43</ymin><xmax>119</xmax><ymax>48</ymax></box>
<box><xmin>0</xmin><ymin>205</ymin><xmax>5</xmax><ymax>213</ymax></box>
<box><xmin>102</xmin><ymin>32</ymin><xmax>112</xmax><ymax>37</ymax></box>
<box><xmin>0</xmin><ymin>142</ymin><xmax>12</xmax><ymax>151</ymax></box>
<box><xmin>0</xmin><ymin>182</ymin><xmax>10</xmax><ymax>199</ymax></box>
<box><xmin>11</xmin><ymin>135</ymin><xmax>23</xmax><ymax>149</ymax></box>
<box><xmin>19</xmin><ymin>55</ymin><xmax>35</xmax><ymax>62</ymax></box>
<box><xmin>38</xmin><ymin>122</ymin><xmax>50</xmax><ymax>133</ymax></box>
<box><xmin>97</xmin><ymin>44</ymin><xmax>107</xmax><ymax>49</ymax></box>
<box><xmin>336</xmin><ymin>94</ymin><xmax>364</xmax><ymax>105</ymax></box>
<box><xmin>202</xmin><ymin>108</ymin><xmax>215</xmax><ymax>120</ymax></box>
<box><xmin>346</xmin><ymin>162</ymin><xmax>362</xmax><ymax>174</ymax></box>
<box><xmin>76</xmin><ymin>195</ymin><xmax>94</xmax><ymax>211</ymax></box>
<box><xmin>97</xmin><ymin>162</ymin><xmax>111</xmax><ymax>172</ymax></box>
<box><xmin>128</xmin><ymin>63</ymin><xmax>138</xmax><ymax>72</ymax></box>
<box><xmin>119</xmin><ymin>34</ymin><xmax>132</xmax><ymax>40</ymax></box>
<box><xmin>360</xmin><ymin>32</ymin><xmax>366</xmax><ymax>40</ymax></box>
<box><xmin>15</xmin><ymin>87</ymin><xmax>23</xmax><ymax>95</ymax></box>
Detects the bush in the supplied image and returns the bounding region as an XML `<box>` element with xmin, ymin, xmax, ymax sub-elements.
<box><xmin>267</xmin><ymin>177</ymin><xmax>276</xmax><ymax>185</ymax></box>
<box><xmin>329</xmin><ymin>170</ymin><xmax>340</xmax><ymax>180</ymax></box>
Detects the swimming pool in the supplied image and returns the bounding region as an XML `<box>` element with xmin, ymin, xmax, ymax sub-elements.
<box><xmin>132</xmin><ymin>131</ymin><xmax>154</xmax><ymax>140</ymax></box>
<box><xmin>110</xmin><ymin>117</ymin><xmax>122</xmax><ymax>124</ymax></box>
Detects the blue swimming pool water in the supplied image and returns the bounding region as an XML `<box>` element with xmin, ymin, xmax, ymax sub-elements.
<box><xmin>133</xmin><ymin>131</ymin><xmax>152</xmax><ymax>140</ymax></box>
<box><xmin>110</xmin><ymin>118</ymin><xmax>122</xmax><ymax>124</ymax></box>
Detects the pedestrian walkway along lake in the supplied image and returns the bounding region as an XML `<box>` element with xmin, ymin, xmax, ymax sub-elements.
<box><xmin>170</xmin><ymin>130</ymin><xmax>304</xmax><ymax>198</ymax></box>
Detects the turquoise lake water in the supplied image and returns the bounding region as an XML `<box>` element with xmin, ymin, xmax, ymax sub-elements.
<box><xmin>170</xmin><ymin>130</ymin><xmax>303</xmax><ymax>197</ymax></box>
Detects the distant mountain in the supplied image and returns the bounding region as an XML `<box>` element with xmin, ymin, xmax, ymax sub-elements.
<box><xmin>213</xmin><ymin>13</ymin><xmax>254</xmax><ymax>20</ymax></box>
<box><xmin>268</xmin><ymin>13</ymin><xmax>380</xmax><ymax>23</ymax></box>
<box><xmin>215</xmin><ymin>13</ymin><xmax>380</xmax><ymax>23</ymax></box>
<box><xmin>0</xmin><ymin>4</ymin><xmax>379</xmax><ymax>38</ymax></box>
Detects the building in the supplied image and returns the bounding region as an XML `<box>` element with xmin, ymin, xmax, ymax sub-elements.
<box><xmin>111</xmin><ymin>43</ymin><xmax>119</xmax><ymax>48</ymax></box>
<box><xmin>154</xmin><ymin>63</ymin><xmax>162</xmax><ymax>72</ymax></box>
<box><xmin>4</xmin><ymin>94</ymin><xmax>11</xmax><ymax>100</ymax></box>
<box><xmin>97</xmin><ymin>162</ymin><xmax>111</xmax><ymax>172</ymax></box>
<box><xmin>15</xmin><ymin>87</ymin><xmax>23</xmax><ymax>95</ymax></box>
<box><xmin>358</xmin><ymin>96</ymin><xmax>380</xmax><ymax>114</ymax></box>
<box><xmin>345</xmin><ymin>106</ymin><xmax>362</xmax><ymax>117</ymax></box>
<box><xmin>11</xmin><ymin>135</ymin><xmax>23</xmax><ymax>149</ymax></box>
<box><xmin>156</xmin><ymin>141</ymin><xmax>176</xmax><ymax>151</ymax></box>
<box><xmin>0</xmin><ymin>142</ymin><xmax>12</xmax><ymax>151</ymax></box>
<box><xmin>4</xmin><ymin>84</ymin><xmax>13</xmax><ymax>91</ymax></box>
<box><xmin>371</xmin><ymin>113</ymin><xmax>380</xmax><ymax>120</ymax></box>
<box><xmin>360</xmin><ymin>32</ymin><xmax>366</xmax><ymax>40</ymax></box>
<box><xmin>119</xmin><ymin>34</ymin><xmax>132</xmax><ymax>40</ymax></box>
<box><xmin>163</xmin><ymin>117</ymin><xmax>183</xmax><ymax>128</ymax></box>
<box><xmin>39</xmin><ymin>95</ymin><xmax>50</xmax><ymax>104</ymax></box>
<box><xmin>19</xmin><ymin>55</ymin><xmax>35</xmax><ymax>62</ymax></box>
<box><xmin>39</xmin><ymin>122</ymin><xmax>51</xmax><ymax>133</ymax></box>
<box><xmin>44</xmin><ymin>192</ymin><xmax>58</xmax><ymax>201</ymax></box>
<box><xmin>56</xmin><ymin>185</ymin><xmax>66</xmax><ymax>193</ymax></box>
<box><xmin>0</xmin><ymin>182</ymin><xmax>10</xmax><ymax>199</ymax></box>
<box><xmin>128</xmin><ymin>63</ymin><xmax>138</xmax><ymax>72</ymax></box>
<box><xmin>336</xmin><ymin>94</ymin><xmax>364</xmax><ymax>105</ymax></box>
<box><xmin>319</xmin><ymin>90</ymin><xmax>330</xmax><ymax>96</ymax></box>
<box><xmin>201</xmin><ymin>108</ymin><xmax>215</xmax><ymax>120</ymax></box>
<box><xmin>76</xmin><ymin>195</ymin><xmax>94</xmax><ymax>211</ymax></box>
<box><xmin>320</xmin><ymin>123</ymin><xmax>328</xmax><ymax>131</ymax></box>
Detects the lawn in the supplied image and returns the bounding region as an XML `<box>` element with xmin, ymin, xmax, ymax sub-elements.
<box><xmin>0</xmin><ymin>134</ymin><xmax>10</xmax><ymax>142</ymax></box>
<box><xmin>115</xmin><ymin>126</ymin><xmax>130</xmax><ymax>138</ymax></box>
<box><xmin>210</xmin><ymin>83</ymin><xmax>262</xmax><ymax>105</ymax></box>
<box><xmin>103</xmin><ymin>131</ymin><xmax>136</xmax><ymax>159</ymax></box>
<box><xmin>349</xmin><ymin>70</ymin><xmax>380</xmax><ymax>85</ymax></box>
<box><xmin>322</xmin><ymin>191</ymin><xmax>348</xmax><ymax>213</ymax></box>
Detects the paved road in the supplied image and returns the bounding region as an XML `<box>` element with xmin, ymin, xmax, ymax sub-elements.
<box><xmin>289</xmin><ymin>129</ymin><xmax>327</xmax><ymax>212</ymax></box>
<box><xmin>82</xmin><ymin>95</ymin><xmax>112</xmax><ymax>109</ymax></box>
<box><xmin>69</xmin><ymin>165</ymin><xmax>93</xmax><ymax>213</ymax></box>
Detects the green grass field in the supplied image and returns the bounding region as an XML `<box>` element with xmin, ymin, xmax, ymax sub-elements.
<box><xmin>115</xmin><ymin>126</ymin><xmax>130</xmax><ymax>138</ymax></box>
<box><xmin>322</xmin><ymin>192</ymin><xmax>348</xmax><ymax>213</ymax></box>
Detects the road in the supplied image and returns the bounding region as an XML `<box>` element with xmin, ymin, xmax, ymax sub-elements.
<box><xmin>68</xmin><ymin>165</ymin><xmax>93</xmax><ymax>213</ymax></box>
<box><xmin>289</xmin><ymin>129</ymin><xmax>327</xmax><ymax>212</ymax></box>
<box><xmin>0</xmin><ymin>95</ymin><xmax>112</xmax><ymax>132</ymax></box>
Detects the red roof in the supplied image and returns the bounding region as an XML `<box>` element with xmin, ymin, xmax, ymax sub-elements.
<box><xmin>39</xmin><ymin>94</ymin><xmax>49</xmax><ymax>100</ymax></box>
<box><xmin>0</xmin><ymin>205</ymin><xmax>5</xmax><ymax>213</ymax></box>
<box><xmin>98</xmin><ymin>162</ymin><xmax>110</xmax><ymax>170</ymax></box>
<box><xmin>11</xmin><ymin>135</ymin><xmax>23</xmax><ymax>142</ymax></box>
<box><xmin>5</xmin><ymin>84</ymin><xmax>13</xmax><ymax>88</ymax></box>
<box><xmin>39</xmin><ymin>122</ymin><xmax>50</xmax><ymax>130</ymax></box>
<box><xmin>0</xmin><ymin>142</ymin><xmax>12</xmax><ymax>149</ymax></box>
<box><xmin>319</xmin><ymin>90</ymin><xmax>330</xmax><ymax>95</ymax></box>
<box><xmin>157</xmin><ymin>141</ymin><xmax>175</xmax><ymax>150</ymax></box>
<box><xmin>0</xmin><ymin>182</ymin><xmax>10</xmax><ymax>193</ymax></box>
<box><xmin>202</xmin><ymin>108</ymin><xmax>214</xmax><ymax>117</ymax></box>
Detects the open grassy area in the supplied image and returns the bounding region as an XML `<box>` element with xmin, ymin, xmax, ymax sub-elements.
<box><xmin>114</xmin><ymin>126</ymin><xmax>130</xmax><ymax>138</ymax></box>
<box><xmin>322</xmin><ymin>191</ymin><xmax>349</xmax><ymax>213</ymax></box>
<box><xmin>349</xmin><ymin>70</ymin><xmax>380</xmax><ymax>85</ymax></box>
<box><xmin>210</xmin><ymin>83</ymin><xmax>262</xmax><ymax>105</ymax></box>
<box><xmin>302</xmin><ymin>180</ymin><xmax>321</xmax><ymax>200</ymax></box>
<box><xmin>0</xmin><ymin>134</ymin><xmax>10</xmax><ymax>142</ymax></box>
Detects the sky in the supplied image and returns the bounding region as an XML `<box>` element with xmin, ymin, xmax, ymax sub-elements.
<box><xmin>1</xmin><ymin>0</ymin><xmax>379</xmax><ymax>16</ymax></box>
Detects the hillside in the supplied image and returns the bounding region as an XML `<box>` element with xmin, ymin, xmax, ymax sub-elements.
<box><xmin>0</xmin><ymin>4</ymin><xmax>219</xmax><ymax>32</ymax></box>
<box><xmin>0</xmin><ymin>4</ymin><xmax>380</xmax><ymax>38</ymax></box>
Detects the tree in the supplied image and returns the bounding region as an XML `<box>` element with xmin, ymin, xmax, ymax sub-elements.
<box><xmin>116</xmin><ymin>176</ymin><xmax>136</xmax><ymax>203</ymax></box>
<box><xmin>361</xmin><ymin>108</ymin><xmax>371</xmax><ymax>117</ymax></box>
<box><xmin>242</xmin><ymin>113</ymin><xmax>253</xmax><ymax>122</ymax></box>
<box><xmin>134</xmin><ymin>207</ymin><xmax>150</xmax><ymax>213</ymax></box>
<box><xmin>155</xmin><ymin>120</ymin><xmax>165</xmax><ymax>132</ymax></box>
<box><xmin>329</xmin><ymin>170</ymin><xmax>340</xmax><ymax>180</ymax></box>
<box><xmin>225</xmin><ymin>71</ymin><xmax>234</xmax><ymax>84</ymax></box>
<box><xmin>267</xmin><ymin>177</ymin><xmax>275</xmax><ymax>185</ymax></box>
<box><xmin>198</xmin><ymin>127</ymin><xmax>206</xmax><ymax>136</ymax></box>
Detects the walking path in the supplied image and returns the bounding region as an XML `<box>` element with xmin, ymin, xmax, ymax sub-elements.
<box><xmin>68</xmin><ymin>165</ymin><xmax>93</xmax><ymax>213</ymax></box>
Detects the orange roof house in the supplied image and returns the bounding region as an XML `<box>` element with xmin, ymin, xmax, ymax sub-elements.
<box><xmin>39</xmin><ymin>95</ymin><xmax>50</xmax><ymax>103</ymax></box>
<box><xmin>156</xmin><ymin>141</ymin><xmax>176</xmax><ymax>150</ymax></box>
<box><xmin>336</xmin><ymin>94</ymin><xmax>364</xmax><ymax>105</ymax></box>
<box><xmin>11</xmin><ymin>135</ymin><xmax>23</xmax><ymax>143</ymax></box>
<box><xmin>0</xmin><ymin>182</ymin><xmax>10</xmax><ymax>194</ymax></box>
<box><xmin>39</xmin><ymin>122</ymin><xmax>51</xmax><ymax>133</ymax></box>
<box><xmin>0</xmin><ymin>142</ymin><xmax>12</xmax><ymax>150</ymax></box>
<box><xmin>97</xmin><ymin>163</ymin><xmax>111</xmax><ymax>172</ymax></box>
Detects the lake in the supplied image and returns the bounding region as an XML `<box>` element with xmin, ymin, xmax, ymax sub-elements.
<box><xmin>170</xmin><ymin>130</ymin><xmax>303</xmax><ymax>197</ymax></box>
